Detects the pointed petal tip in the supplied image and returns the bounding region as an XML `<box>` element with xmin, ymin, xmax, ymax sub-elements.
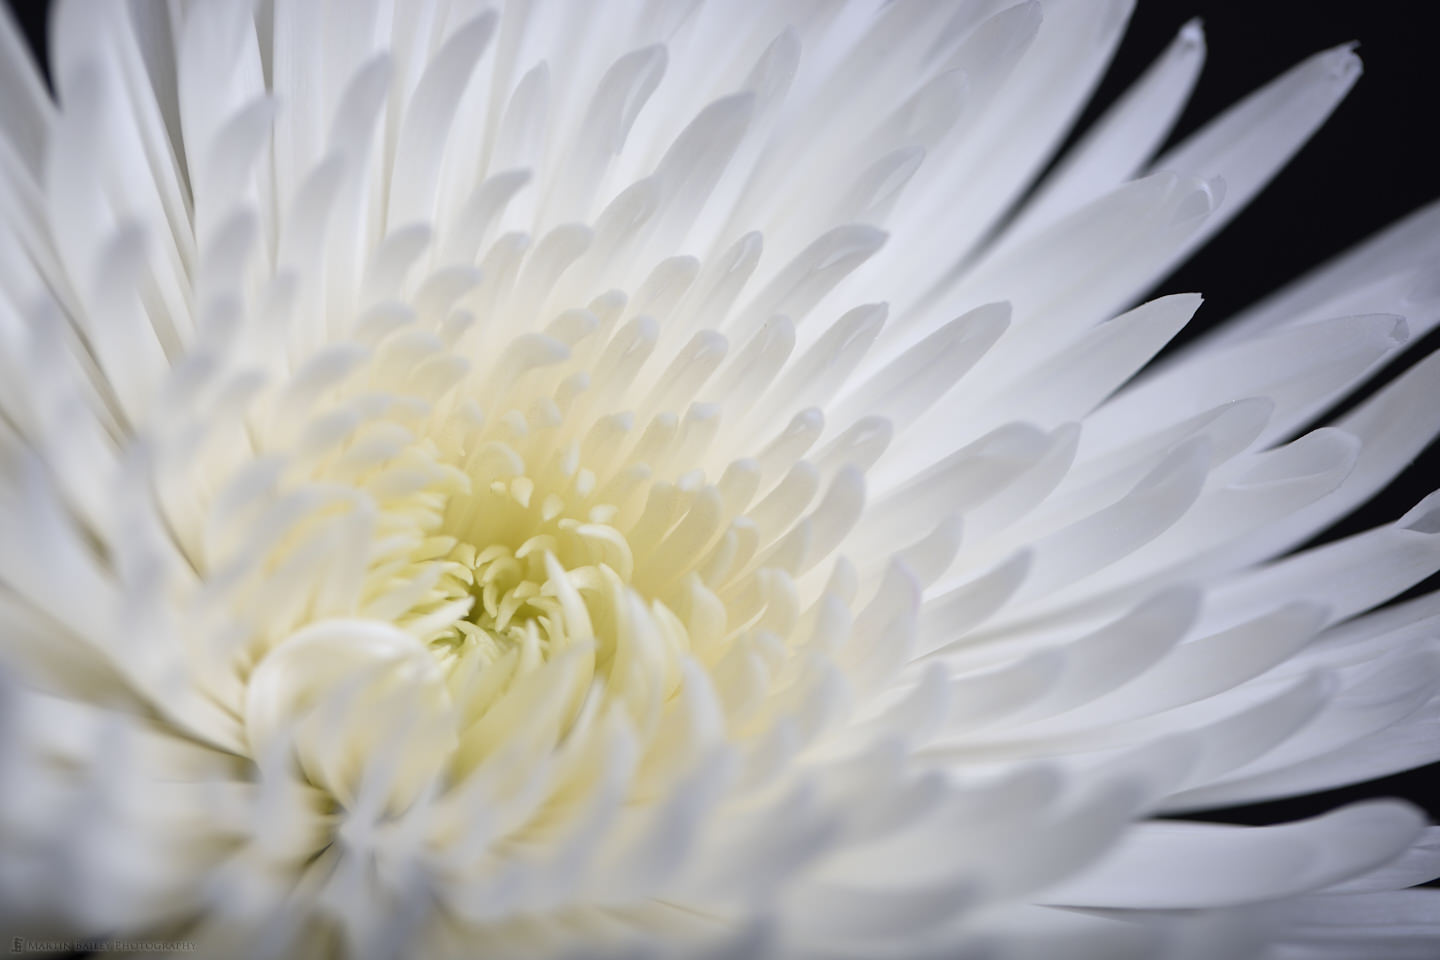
<box><xmin>1400</xmin><ymin>490</ymin><xmax>1440</xmax><ymax>534</ymax></box>
<box><xmin>1179</xmin><ymin>17</ymin><xmax>1206</xmax><ymax>49</ymax></box>
<box><xmin>1323</xmin><ymin>43</ymin><xmax>1364</xmax><ymax>84</ymax></box>
<box><xmin>1384</xmin><ymin>313</ymin><xmax>1410</xmax><ymax>344</ymax></box>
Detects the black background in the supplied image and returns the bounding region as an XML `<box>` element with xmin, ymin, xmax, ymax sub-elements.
<box><xmin>1</xmin><ymin>0</ymin><xmax>1436</xmax><ymax>840</ymax></box>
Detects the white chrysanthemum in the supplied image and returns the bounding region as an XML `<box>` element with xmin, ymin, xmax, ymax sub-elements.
<box><xmin>0</xmin><ymin>1</ymin><xmax>1437</xmax><ymax>957</ymax></box>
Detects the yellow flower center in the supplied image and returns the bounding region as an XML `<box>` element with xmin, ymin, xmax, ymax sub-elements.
<box><xmin>236</xmin><ymin>359</ymin><xmax>723</xmax><ymax>815</ymax></box>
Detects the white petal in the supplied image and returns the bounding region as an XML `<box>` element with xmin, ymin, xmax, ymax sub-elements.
<box><xmin>1000</xmin><ymin>18</ymin><xmax>1205</xmax><ymax>247</ymax></box>
<box><xmin>1044</xmin><ymin>801</ymin><xmax>1426</xmax><ymax>909</ymax></box>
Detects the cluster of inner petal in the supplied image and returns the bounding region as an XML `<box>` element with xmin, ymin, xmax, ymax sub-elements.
<box><xmin>236</xmin><ymin>333</ymin><xmax>728</xmax><ymax>816</ymax></box>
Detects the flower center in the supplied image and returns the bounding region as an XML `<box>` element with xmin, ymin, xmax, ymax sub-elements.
<box><xmin>384</xmin><ymin>459</ymin><xmax>641</xmax><ymax>677</ymax></box>
<box><xmin>233</xmin><ymin>327</ymin><xmax>731</xmax><ymax>813</ymax></box>
<box><xmin>241</xmin><ymin>442</ymin><xmax>670</xmax><ymax>812</ymax></box>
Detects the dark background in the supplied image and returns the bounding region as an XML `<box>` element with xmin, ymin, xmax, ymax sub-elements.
<box><xmin>1</xmin><ymin>0</ymin><xmax>1436</xmax><ymax>838</ymax></box>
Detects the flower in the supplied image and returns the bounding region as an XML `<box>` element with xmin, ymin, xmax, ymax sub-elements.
<box><xmin>0</xmin><ymin>0</ymin><xmax>1437</xmax><ymax>957</ymax></box>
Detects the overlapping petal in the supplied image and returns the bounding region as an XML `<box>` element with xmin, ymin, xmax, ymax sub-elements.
<box><xmin>0</xmin><ymin>2</ymin><xmax>1435</xmax><ymax>958</ymax></box>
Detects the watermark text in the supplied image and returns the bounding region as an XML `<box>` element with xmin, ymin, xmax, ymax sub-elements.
<box><xmin>11</xmin><ymin>938</ymin><xmax>196</xmax><ymax>954</ymax></box>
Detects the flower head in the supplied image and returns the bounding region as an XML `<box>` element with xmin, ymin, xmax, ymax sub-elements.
<box><xmin>0</xmin><ymin>1</ymin><xmax>1437</xmax><ymax>958</ymax></box>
